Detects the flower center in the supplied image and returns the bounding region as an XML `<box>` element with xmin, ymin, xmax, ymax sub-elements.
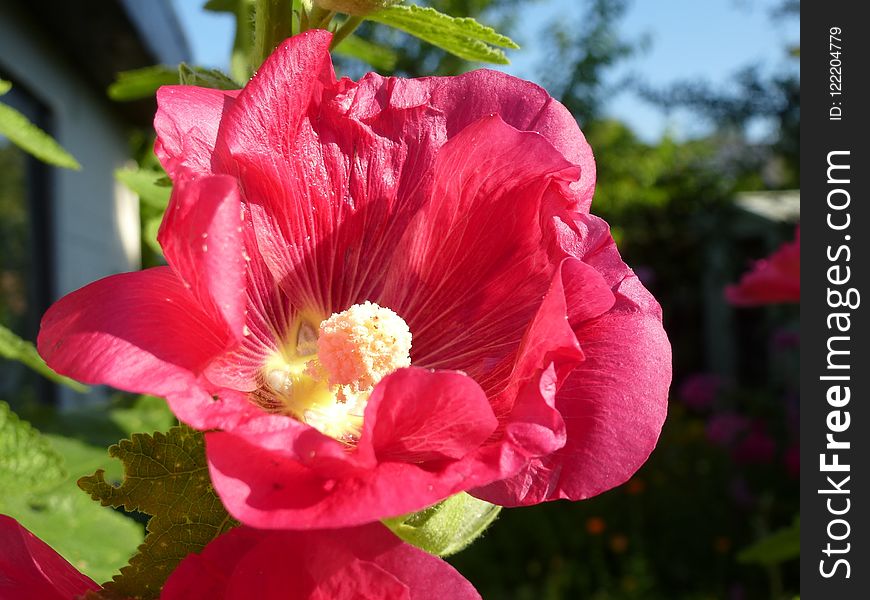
<box><xmin>257</xmin><ymin>301</ymin><xmax>412</xmax><ymax>442</ymax></box>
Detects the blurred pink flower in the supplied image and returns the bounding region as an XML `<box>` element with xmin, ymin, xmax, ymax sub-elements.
<box><xmin>705</xmin><ymin>413</ymin><xmax>749</xmax><ymax>447</ymax></box>
<box><xmin>732</xmin><ymin>424</ymin><xmax>776</xmax><ymax>465</ymax></box>
<box><xmin>726</xmin><ymin>226</ymin><xmax>800</xmax><ymax>306</ymax></box>
<box><xmin>678</xmin><ymin>373</ymin><xmax>724</xmax><ymax>411</ymax></box>
<box><xmin>784</xmin><ymin>444</ymin><xmax>800</xmax><ymax>478</ymax></box>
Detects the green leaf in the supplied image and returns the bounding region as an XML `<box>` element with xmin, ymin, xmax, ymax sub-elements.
<box><xmin>79</xmin><ymin>426</ymin><xmax>238</xmax><ymax>598</ymax></box>
<box><xmin>384</xmin><ymin>492</ymin><xmax>501</xmax><ymax>557</ymax></box>
<box><xmin>0</xmin><ymin>79</ymin><xmax>11</xmax><ymax>96</ymax></box>
<box><xmin>203</xmin><ymin>0</ymin><xmax>238</xmax><ymax>11</ymax></box>
<box><xmin>738</xmin><ymin>518</ymin><xmax>800</xmax><ymax>566</ymax></box>
<box><xmin>109</xmin><ymin>395</ymin><xmax>176</xmax><ymax>438</ymax></box>
<box><xmin>0</xmin><ymin>325</ymin><xmax>89</xmax><ymax>392</ymax></box>
<box><xmin>0</xmin><ymin>401</ymin><xmax>143</xmax><ymax>583</ymax></box>
<box><xmin>143</xmin><ymin>216</ymin><xmax>164</xmax><ymax>258</ymax></box>
<box><xmin>177</xmin><ymin>64</ymin><xmax>240</xmax><ymax>90</ymax></box>
<box><xmin>0</xmin><ymin>400</ymin><xmax>65</xmax><ymax>493</ymax></box>
<box><xmin>334</xmin><ymin>34</ymin><xmax>399</xmax><ymax>71</ymax></box>
<box><xmin>0</xmin><ymin>103</ymin><xmax>81</xmax><ymax>169</ymax></box>
<box><xmin>368</xmin><ymin>4</ymin><xmax>519</xmax><ymax>65</ymax></box>
<box><xmin>115</xmin><ymin>167</ymin><xmax>172</xmax><ymax>210</ymax></box>
<box><xmin>107</xmin><ymin>66</ymin><xmax>179</xmax><ymax>101</ymax></box>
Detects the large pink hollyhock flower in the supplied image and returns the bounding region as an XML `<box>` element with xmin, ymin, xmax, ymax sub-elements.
<box><xmin>726</xmin><ymin>226</ymin><xmax>800</xmax><ymax>305</ymax></box>
<box><xmin>39</xmin><ymin>31</ymin><xmax>670</xmax><ymax>528</ymax></box>
<box><xmin>0</xmin><ymin>515</ymin><xmax>99</xmax><ymax>600</ymax></box>
<box><xmin>161</xmin><ymin>522</ymin><xmax>479</xmax><ymax>599</ymax></box>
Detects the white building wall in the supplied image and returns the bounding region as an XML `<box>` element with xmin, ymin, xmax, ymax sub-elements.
<box><xmin>1</xmin><ymin>3</ymin><xmax>142</xmax><ymax>404</ymax></box>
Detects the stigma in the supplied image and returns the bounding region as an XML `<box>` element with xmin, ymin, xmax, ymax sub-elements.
<box><xmin>258</xmin><ymin>302</ymin><xmax>412</xmax><ymax>442</ymax></box>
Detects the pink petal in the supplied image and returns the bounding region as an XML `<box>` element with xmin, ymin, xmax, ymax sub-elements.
<box><xmin>206</xmin><ymin>373</ymin><xmax>523</xmax><ymax>529</ymax></box>
<box><xmin>475</xmin><ymin>211</ymin><xmax>670</xmax><ymax>505</ymax></box>
<box><xmin>161</xmin><ymin>524</ymin><xmax>480</xmax><ymax>600</ymax></box>
<box><xmin>158</xmin><ymin>175</ymin><xmax>248</xmax><ymax>340</ymax></box>
<box><xmin>363</xmin><ymin>367</ymin><xmax>498</xmax><ymax>463</ymax></box>
<box><xmin>0</xmin><ymin>514</ymin><xmax>98</xmax><ymax>600</ymax></box>
<box><xmin>38</xmin><ymin>267</ymin><xmax>230</xmax><ymax>398</ymax></box>
<box><xmin>380</xmin><ymin>115</ymin><xmax>579</xmax><ymax>385</ymax></box>
<box><xmin>222</xmin><ymin>31</ymin><xmax>439</xmax><ymax>314</ymax></box>
<box><xmin>154</xmin><ymin>85</ymin><xmax>239</xmax><ymax>178</ymax></box>
<box><xmin>493</xmin><ymin>280</ymin><xmax>670</xmax><ymax>505</ymax></box>
<box><xmin>351</xmin><ymin>69</ymin><xmax>597</xmax><ymax>210</ymax></box>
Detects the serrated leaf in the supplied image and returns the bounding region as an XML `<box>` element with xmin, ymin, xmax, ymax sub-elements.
<box><xmin>177</xmin><ymin>64</ymin><xmax>240</xmax><ymax>90</ymax></box>
<box><xmin>334</xmin><ymin>34</ymin><xmax>398</xmax><ymax>71</ymax></box>
<box><xmin>79</xmin><ymin>426</ymin><xmax>237</xmax><ymax>598</ymax></box>
<box><xmin>738</xmin><ymin>518</ymin><xmax>800</xmax><ymax>566</ymax></box>
<box><xmin>368</xmin><ymin>4</ymin><xmax>518</xmax><ymax>65</ymax></box>
<box><xmin>0</xmin><ymin>400</ymin><xmax>65</xmax><ymax>492</ymax></box>
<box><xmin>107</xmin><ymin>66</ymin><xmax>179</xmax><ymax>101</ymax></box>
<box><xmin>0</xmin><ymin>324</ymin><xmax>89</xmax><ymax>392</ymax></box>
<box><xmin>115</xmin><ymin>167</ymin><xmax>172</xmax><ymax>210</ymax></box>
<box><xmin>0</xmin><ymin>103</ymin><xmax>81</xmax><ymax>169</ymax></box>
<box><xmin>0</xmin><ymin>79</ymin><xmax>11</xmax><ymax>95</ymax></box>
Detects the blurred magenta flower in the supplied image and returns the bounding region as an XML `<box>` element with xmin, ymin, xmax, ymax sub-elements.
<box><xmin>732</xmin><ymin>424</ymin><xmax>776</xmax><ymax>465</ymax></box>
<box><xmin>726</xmin><ymin>226</ymin><xmax>800</xmax><ymax>305</ymax></box>
<box><xmin>0</xmin><ymin>515</ymin><xmax>99</xmax><ymax>600</ymax></box>
<box><xmin>162</xmin><ymin>523</ymin><xmax>480</xmax><ymax>600</ymax></box>
<box><xmin>39</xmin><ymin>31</ymin><xmax>670</xmax><ymax>529</ymax></box>
<box><xmin>677</xmin><ymin>373</ymin><xmax>724</xmax><ymax>411</ymax></box>
<box><xmin>705</xmin><ymin>413</ymin><xmax>749</xmax><ymax>447</ymax></box>
<box><xmin>783</xmin><ymin>444</ymin><xmax>800</xmax><ymax>478</ymax></box>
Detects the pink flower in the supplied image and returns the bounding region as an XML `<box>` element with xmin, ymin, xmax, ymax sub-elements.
<box><xmin>726</xmin><ymin>226</ymin><xmax>800</xmax><ymax>305</ymax></box>
<box><xmin>705</xmin><ymin>413</ymin><xmax>749</xmax><ymax>447</ymax></box>
<box><xmin>0</xmin><ymin>514</ymin><xmax>99</xmax><ymax>600</ymax></box>
<box><xmin>732</xmin><ymin>423</ymin><xmax>776</xmax><ymax>466</ymax></box>
<box><xmin>677</xmin><ymin>373</ymin><xmax>724</xmax><ymax>411</ymax></box>
<box><xmin>161</xmin><ymin>523</ymin><xmax>480</xmax><ymax>599</ymax></box>
<box><xmin>39</xmin><ymin>31</ymin><xmax>670</xmax><ymax>528</ymax></box>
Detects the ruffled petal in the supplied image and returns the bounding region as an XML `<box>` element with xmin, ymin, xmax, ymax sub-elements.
<box><xmin>541</xmin><ymin>279</ymin><xmax>670</xmax><ymax>502</ymax></box>
<box><xmin>351</xmin><ymin>69</ymin><xmax>596</xmax><ymax>210</ymax></box>
<box><xmin>154</xmin><ymin>85</ymin><xmax>239</xmax><ymax>178</ymax></box>
<box><xmin>0</xmin><ymin>515</ymin><xmax>98</xmax><ymax>600</ymax></box>
<box><xmin>161</xmin><ymin>524</ymin><xmax>480</xmax><ymax>600</ymax></box>
<box><xmin>379</xmin><ymin>116</ymin><xmax>579</xmax><ymax>386</ymax></box>
<box><xmin>475</xmin><ymin>211</ymin><xmax>670</xmax><ymax>505</ymax></box>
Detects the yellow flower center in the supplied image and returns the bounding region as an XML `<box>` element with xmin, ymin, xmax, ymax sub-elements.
<box><xmin>257</xmin><ymin>302</ymin><xmax>412</xmax><ymax>442</ymax></box>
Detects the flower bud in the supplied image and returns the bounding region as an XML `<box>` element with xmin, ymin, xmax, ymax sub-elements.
<box><xmin>383</xmin><ymin>492</ymin><xmax>501</xmax><ymax>556</ymax></box>
<box><xmin>314</xmin><ymin>0</ymin><xmax>402</xmax><ymax>17</ymax></box>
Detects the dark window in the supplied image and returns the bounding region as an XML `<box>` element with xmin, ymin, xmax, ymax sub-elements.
<box><xmin>0</xmin><ymin>76</ymin><xmax>56</xmax><ymax>406</ymax></box>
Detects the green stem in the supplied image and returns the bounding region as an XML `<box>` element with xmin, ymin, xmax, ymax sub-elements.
<box><xmin>231</xmin><ymin>0</ymin><xmax>255</xmax><ymax>83</ymax></box>
<box><xmin>329</xmin><ymin>16</ymin><xmax>364</xmax><ymax>49</ymax></box>
<box><xmin>306</xmin><ymin>6</ymin><xmax>335</xmax><ymax>30</ymax></box>
<box><xmin>252</xmin><ymin>0</ymin><xmax>294</xmax><ymax>71</ymax></box>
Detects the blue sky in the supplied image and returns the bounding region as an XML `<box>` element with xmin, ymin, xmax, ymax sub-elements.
<box><xmin>170</xmin><ymin>0</ymin><xmax>799</xmax><ymax>141</ymax></box>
